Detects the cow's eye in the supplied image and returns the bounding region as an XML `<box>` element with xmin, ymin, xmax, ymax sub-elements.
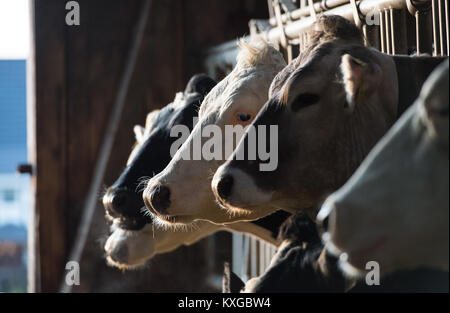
<box><xmin>237</xmin><ymin>113</ymin><xmax>252</xmax><ymax>122</ymax></box>
<box><xmin>291</xmin><ymin>93</ymin><xmax>320</xmax><ymax>112</ymax></box>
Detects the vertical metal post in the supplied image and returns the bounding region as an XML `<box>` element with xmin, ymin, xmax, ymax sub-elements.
<box><xmin>250</xmin><ymin>237</ymin><xmax>258</xmax><ymax>277</ymax></box>
<box><xmin>446</xmin><ymin>0</ymin><xmax>449</xmax><ymax>55</ymax></box>
<box><xmin>432</xmin><ymin>0</ymin><xmax>441</xmax><ymax>55</ymax></box>
<box><xmin>438</xmin><ymin>0</ymin><xmax>448</xmax><ymax>55</ymax></box>
<box><xmin>385</xmin><ymin>9</ymin><xmax>392</xmax><ymax>54</ymax></box>
<box><xmin>380</xmin><ymin>11</ymin><xmax>387</xmax><ymax>53</ymax></box>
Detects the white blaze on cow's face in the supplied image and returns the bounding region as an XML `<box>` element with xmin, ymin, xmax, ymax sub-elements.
<box><xmin>318</xmin><ymin>61</ymin><xmax>449</xmax><ymax>277</ymax></box>
<box><xmin>143</xmin><ymin>39</ymin><xmax>286</xmax><ymax>226</ymax></box>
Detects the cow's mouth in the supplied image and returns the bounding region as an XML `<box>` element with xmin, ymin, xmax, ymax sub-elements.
<box><xmin>146</xmin><ymin>210</ymin><xmax>196</xmax><ymax>229</ymax></box>
<box><xmin>104</xmin><ymin>200</ymin><xmax>151</xmax><ymax>231</ymax></box>
<box><xmin>215</xmin><ymin>197</ymin><xmax>260</xmax><ymax>216</ymax></box>
<box><xmin>113</xmin><ymin>216</ymin><xmax>149</xmax><ymax>231</ymax></box>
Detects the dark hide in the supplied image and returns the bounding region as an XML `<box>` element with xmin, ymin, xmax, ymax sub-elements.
<box><xmin>394</xmin><ymin>55</ymin><xmax>448</xmax><ymax>115</ymax></box>
<box><xmin>243</xmin><ymin>214</ymin><xmax>347</xmax><ymax>293</ymax></box>
<box><xmin>104</xmin><ymin>74</ymin><xmax>216</xmax><ymax>230</ymax></box>
<box><xmin>222</xmin><ymin>262</ymin><xmax>245</xmax><ymax>293</ymax></box>
<box><xmin>349</xmin><ymin>269</ymin><xmax>449</xmax><ymax>293</ymax></box>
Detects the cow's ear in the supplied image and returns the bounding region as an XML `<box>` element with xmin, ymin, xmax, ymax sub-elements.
<box><xmin>340</xmin><ymin>54</ymin><xmax>382</xmax><ymax>112</ymax></box>
<box><xmin>133</xmin><ymin>125</ymin><xmax>145</xmax><ymax>144</ymax></box>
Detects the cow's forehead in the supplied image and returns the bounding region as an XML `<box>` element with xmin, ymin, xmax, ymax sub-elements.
<box><xmin>271</xmin><ymin>47</ymin><xmax>342</xmax><ymax>105</ymax></box>
<box><xmin>200</xmin><ymin>67</ymin><xmax>274</xmax><ymax>119</ymax></box>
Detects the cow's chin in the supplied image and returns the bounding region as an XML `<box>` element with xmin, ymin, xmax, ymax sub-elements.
<box><xmin>217</xmin><ymin>199</ymin><xmax>265</xmax><ymax>216</ymax></box>
<box><xmin>104</xmin><ymin>225</ymin><xmax>155</xmax><ymax>270</ymax></box>
<box><xmin>148</xmin><ymin>211</ymin><xmax>200</xmax><ymax>230</ymax></box>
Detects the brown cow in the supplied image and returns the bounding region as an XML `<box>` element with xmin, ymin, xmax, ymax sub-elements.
<box><xmin>212</xmin><ymin>15</ymin><xmax>446</xmax><ymax>221</ymax></box>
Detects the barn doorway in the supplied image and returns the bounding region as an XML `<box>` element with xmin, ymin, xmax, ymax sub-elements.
<box><xmin>0</xmin><ymin>0</ymin><xmax>34</xmax><ymax>293</ymax></box>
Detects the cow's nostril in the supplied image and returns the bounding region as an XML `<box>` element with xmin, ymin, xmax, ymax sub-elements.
<box><xmin>317</xmin><ymin>200</ymin><xmax>335</xmax><ymax>236</ymax></box>
<box><xmin>217</xmin><ymin>175</ymin><xmax>234</xmax><ymax>200</ymax></box>
<box><xmin>320</xmin><ymin>215</ymin><xmax>329</xmax><ymax>233</ymax></box>
<box><xmin>149</xmin><ymin>185</ymin><xmax>171</xmax><ymax>215</ymax></box>
<box><xmin>112</xmin><ymin>191</ymin><xmax>127</xmax><ymax>209</ymax></box>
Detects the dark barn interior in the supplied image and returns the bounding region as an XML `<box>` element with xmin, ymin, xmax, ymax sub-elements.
<box><xmin>33</xmin><ymin>0</ymin><xmax>268</xmax><ymax>292</ymax></box>
<box><xmin>17</xmin><ymin>0</ymin><xmax>448</xmax><ymax>294</ymax></box>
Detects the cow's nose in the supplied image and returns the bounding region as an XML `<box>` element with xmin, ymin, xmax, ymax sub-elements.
<box><xmin>104</xmin><ymin>189</ymin><xmax>131</xmax><ymax>216</ymax></box>
<box><xmin>112</xmin><ymin>190</ymin><xmax>128</xmax><ymax>210</ymax></box>
<box><xmin>216</xmin><ymin>175</ymin><xmax>234</xmax><ymax>200</ymax></box>
<box><xmin>145</xmin><ymin>184</ymin><xmax>171</xmax><ymax>215</ymax></box>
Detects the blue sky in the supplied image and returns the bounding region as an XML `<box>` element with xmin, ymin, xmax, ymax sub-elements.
<box><xmin>0</xmin><ymin>60</ymin><xmax>27</xmax><ymax>173</ymax></box>
<box><xmin>0</xmin><ymin>1</ymin><xmax>30</xmax><ymax>172</ymax></box>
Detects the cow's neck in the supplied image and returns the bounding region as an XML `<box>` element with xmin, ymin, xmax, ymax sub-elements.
<box><xmin>224</xmin><ymin>210</ymin><xmax>291</xmax><ymax>246</ymax></box>
<box><xmin>393</xmin><ymin>55</ymin><xmax>447</xmax><ymax>117</ymax></box>
<box><xmin>249</xmin><ymin>210</ymin><xmax>291</xmax><ymax>239</ymax></box>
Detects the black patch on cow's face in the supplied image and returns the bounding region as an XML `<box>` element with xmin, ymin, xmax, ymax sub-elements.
<box><xmin>250</xmin><ymin>210</ymin><xmax>292</xmax><ymax>239</ymax></box>
<box><xmin>225</xmin><ymin>97</ymin><xmax>291</xmax><ymax>194</ymax></box>
<box><xmin>105</xmin><ymin>76</ymin><xmax>216</xmax><ymax>230</ymax></box>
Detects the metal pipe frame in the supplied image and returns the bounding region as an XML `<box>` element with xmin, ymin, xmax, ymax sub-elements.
<box><xmin>265</xmin><ymin>0</ymin><xmax>410</xmax><ymax>43</ymax></box>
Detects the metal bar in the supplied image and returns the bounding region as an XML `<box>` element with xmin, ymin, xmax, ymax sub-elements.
<box><xmin>391</xmin><ymin>8</ymin><xmax>396</xmax><ymax>53</ymax></box>
<box><xmin>274</xmin><ymin>0</ymin><xmax>288</xmax><ymax>48</ymax></box>
<box><xmin>269</xmin><ymin>0</ymin><xmax>350</xmax><ymax>25</ymax></box>
<box><xmin>308</xmin><ymin>0</ymin><xmax>318</xmax><ymax>20</ymax></box>
<box><xmin>59</xmin><ymin>0</ymin><xmax>152</xmax><ymax>293</ymax></box>
<box><xmin>232</xmin><ymin>234</ymin><xmax>243</xmax><ymax>278</ymax></box>
<box><xmin>250</xmin><ymin>237</ymin><xmax>258</xmax><ymax>277</ymax></box>
<box><xmin>265</xmin><ymin>242</ymin><xmax>272</xmax><ymax>269</ymax></box>
<box><xmin>385</xmin><ymin>9</ymin><xmax>392</xmax><ymax>54</ymax></box>
<box><xmin>242</xmin><ymin>235</ymin><xmax>250</xmax><ymax>281</ymax></box>
<box><xmin>445</xmin><ymin>0</ymin><xmax>450</xmax><ymax>55</ymax></box>
<box><xmin>265</xmin><ymin>0</ymin><xmax>408</xmax><ymax>44</ymax></box>
<box><xmin>438</xmin><ymin>0</ymin><xmax>447</xmax><ymax>55</ymax></box>
<box><xmin>380</xmin><ymin>11</ymin><xmax>387</xmax><ymax>53</ymax></box>
<box><xmin>433</xmin><ymin>0</ymin><xmax>441</xmax><ymax>55</ymax></box>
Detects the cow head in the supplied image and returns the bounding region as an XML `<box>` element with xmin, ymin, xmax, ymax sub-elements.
<box><xmin>318</xmin><ymin>60</ymin><xmax>449</xmax><ymax>277</ymax></box>
<box><xmin>213</xmin><ymin>15</ymin><xmax>398</xmax><ymax>219</ymax></box>
<box><xmin>143</xmin><ymin>38</ymin><xmax>286</xmax><ymax>226</ymax></box>
<box><xmin>102</xmin><ymin>74</ymin><xmax>216</xmax><ymax>268</ymax></box>
<box><xmin>103</xmin><ymin>74</ymin><xmax>216</xmax><ymax>231</ymax></box>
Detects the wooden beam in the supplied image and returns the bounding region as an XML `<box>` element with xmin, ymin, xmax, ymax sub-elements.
<box><xmin>34</xmin><ymin>0</ymin><xmax>68</xmax><ymax>292</ymax></box>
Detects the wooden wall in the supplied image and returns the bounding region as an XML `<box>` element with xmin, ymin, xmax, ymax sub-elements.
<box><xmin>33</xmin><ymin>0</ymin><xmax>268</xmax><ymax>292</ymax></box>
